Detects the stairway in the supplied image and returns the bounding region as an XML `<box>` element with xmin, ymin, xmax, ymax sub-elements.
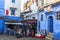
<box><xmin>45</xmin><ymin>32</ymin><xmax>53</xmax><ymax>40</ymax></box>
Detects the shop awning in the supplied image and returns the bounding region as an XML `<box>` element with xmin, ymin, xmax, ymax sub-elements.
<box><xmin>4</xmin><ymin>16</ymin><xmax>21</xmax><ymax>22</ymax></box>
<box><xmin>5</xmin><ymin>22</ymin><xmax>23</xmax><ymax>25</ymax></box>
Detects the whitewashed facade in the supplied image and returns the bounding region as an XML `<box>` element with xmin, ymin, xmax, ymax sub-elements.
<box><xmin>5</xmin><ymin>0</ymin><xmax>21</xmax><ymax>17</ymax></box>
<box><xmin>23</xmin><ymin>1</ymin><xmax>38</xmax><ymax>20</ymax></box>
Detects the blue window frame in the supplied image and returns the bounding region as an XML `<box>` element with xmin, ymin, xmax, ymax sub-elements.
<box><xmin>56</xmin><ymin>12</ymin><xmax>60</xmax><ymax>20</ymax></box>
<box><xmin>12</xmin><ymin>0</ymin><xmax>15</xmax><ymax>3</ymax></box>
<box><xmin>11</xmin><ymin>10</ymin><xmax>15</xmax><ymax>15</ymax></box>
<box><xmin>41</xmin><ymin>14</ymin><xmax>43</xmax><ymax>21</ymax></box>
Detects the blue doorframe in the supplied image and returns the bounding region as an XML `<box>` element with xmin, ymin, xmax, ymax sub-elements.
<box><xmin>48</xmin><ymin>16</ymin><xmax>53</xmax><ymax>33</ymax></box>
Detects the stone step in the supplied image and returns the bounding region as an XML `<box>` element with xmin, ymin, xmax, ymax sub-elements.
<box><xmin>48</xmin><ymin>34</ymin><xmax>53</xmax><ymax>35</ymax></box>
<box><xmin>46</xmin><ymin>36</ymin><xmax>53</xmax><ymax>40</ymax></box>
<box><xmin>45</xmin><ymin>32</ymin><xmax>53</xmax><ymax>40</ymax></box>
<box><xmin>48</xmin><ymin>32</ymin><xmax>53</xmax><ymax>35</ymax></box>
<box><xmin>47</xmin><ymin>34</ymin><xmax>53</xmax><ymax>38</ymax></box>
<box><xmin>46</xmin><ymin>35</ymin><xmax>53</xmax><ymax>38</ymax></box>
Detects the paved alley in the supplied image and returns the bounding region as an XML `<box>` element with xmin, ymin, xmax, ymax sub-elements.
<box><xmin>0</xmin><ymin>35</ymin><xmax>46</xmax><ymax>40</ymax></box>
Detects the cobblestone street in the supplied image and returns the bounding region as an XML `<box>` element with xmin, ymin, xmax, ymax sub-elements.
<box><xmin>0</xmin><ymin>35</ymin><xmax>46</xmax><ymax>40</ymax></box>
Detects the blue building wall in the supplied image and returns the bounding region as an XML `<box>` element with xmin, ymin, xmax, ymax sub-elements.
<box><xmin>0</xmin><ymin>0</ymin><xmax>4</xmax><ymax>16</ymax></box>
<box><xmin>45</xmin><ymin>12</ymin><xmax>55</xmax><ymax>34</ymax></box>
<box><xmin>0</xmin><ymin>19</ymin><xmax>4</xmax><ymax>33</ymax></box>
<box><xmin>0</xmin><ymin>0</ymin><xmax>4</xmax><ymax>33</ymax></box>
<box><xmin>52</xmin><ymin>4</ymin><xmax>60</xmax><ymax>38</ymax></box>
<box><xmin>37</xmin><ymin>12</ymin><xmax>40</xmax><ymax>34</ymax></box>
<box><xmin>37</xmin><ymin>3</ymin><xmax>60</xmax><ymax>38</ymax></box>
<box><xmin>39</xmin><ymin>10</ymin><xmax>46</xmax><ymax>30</ymax></box>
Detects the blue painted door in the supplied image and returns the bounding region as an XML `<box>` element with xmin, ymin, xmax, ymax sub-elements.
<box><xmin>48</xmin><ymin>16</ymin><xmax>53</xmax><ymax>33</ymax></box>
<box><xmin>0</xmin><ymin>19</ymin><xmax>4</xmax><ymax>33</ymax></box>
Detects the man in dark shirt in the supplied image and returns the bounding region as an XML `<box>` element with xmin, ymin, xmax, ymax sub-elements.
<box><xmin>22</xmin><ymin>22</ymin><xmax>27</xmax><ymax>36</ymax></box>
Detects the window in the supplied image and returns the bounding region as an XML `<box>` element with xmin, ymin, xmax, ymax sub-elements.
<box><xmin>11</xmin><ymin>10</ymin><xmax>15</xmax><ymax>15</ymax></box>
<box><xmin>56</xmin><ymin>12</ymin><xmax>60</xmax><ymax>20</ymax></box>
<box><xmin>41</xmin><ymin>0</ymin><xmax>44</xmax><ymax>6</ymax></box>
<box><xmin>41</xmin><ymin>14</ymin><xmax>43</xmax><ymax>21</ymax></box>
<box><xmin>32</xmin><ymin>17</ymin><xmax>35</xmax><ymax>19</ymax></box>
<box><xmin>12</xmin><ymin>0</ymin><xmax>15</xmax><ymax>3</ymax></box>
<box><xmin>26</xmin><ymin>16</ymin><xmax>28</xmax><ymax>18</ymax></box>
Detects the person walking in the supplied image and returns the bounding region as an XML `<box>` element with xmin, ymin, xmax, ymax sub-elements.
<box><xmin>23</xmin><ymin>22</ymin><xmax>27</xmax><ymax>37</ymax></box>
<box><xmin>16</xmin><ymin>27</ymin><xmax>22</xmax><ymax>38</ymax></box>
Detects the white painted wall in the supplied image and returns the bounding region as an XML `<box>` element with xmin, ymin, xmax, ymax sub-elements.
<box><xmin>24</xmin><ymin>14</ymin><xmax>38</xmax><ymax>20</ymax></box>
<box><xmin>23</xmin><ymin>1</ymin><xmax>38</xmax><ymax>20</ymax></box>
<box><xmin>5</xmin><ymin>0</ymin><xmax>21</xmax><ymax>17</ymax></box>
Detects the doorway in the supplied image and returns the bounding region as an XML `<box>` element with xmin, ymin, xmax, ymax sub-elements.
<box><xmin>48</xmin><ymin>16</ymin><xmax>53</xmax><ymax>33</ymax></box>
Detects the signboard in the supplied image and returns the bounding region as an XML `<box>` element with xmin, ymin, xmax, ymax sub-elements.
<box><xmin>27</xmin><ymin>20</ymin><xmax>37</xmax><ymax>23</ymax></box>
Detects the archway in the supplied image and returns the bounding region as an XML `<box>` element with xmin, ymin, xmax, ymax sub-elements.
<box><xmin>48</xmin><ymin>16</ymin><xmax>53</xmax><ymax>33</ymax></box>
